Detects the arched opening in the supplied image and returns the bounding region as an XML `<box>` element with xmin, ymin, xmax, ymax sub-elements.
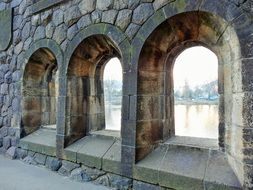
<box><xmin>173</xmin><ymin>46</ymin><xmax>219</xmax><ymax>139</ymax></box>
<box><xmin>21</xmin><ymin>48</ymin><xmax>58</xmax><ymax>137</ymax></box>
<box><xmin>103</xmin><ymin>57</ymin><xmax>122</xmax><ymax>131</ymax></box>
<box><xmin>66</xmin><ymin>35</ymin><xmax>122</xmax><ymax>146</ymax></box>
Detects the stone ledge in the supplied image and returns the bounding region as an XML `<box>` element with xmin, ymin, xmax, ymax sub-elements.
<box><xmin>18</xmin><ymin>128</ymin><xmax>56</xmax><ymax>157</ymax></box>
<box><xmin>134</xmin><ymin>144</ymin><xmax>242</xmax><ymax>190</ymax></box>
<box><xmin>32</xmin><ymin>0</ymin><xmax>66</xmax><ymax>14</ymax></box>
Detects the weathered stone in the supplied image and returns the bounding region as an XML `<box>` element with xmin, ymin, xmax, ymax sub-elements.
<box><xmin>101</xmin><ymin>10</ymin><xmax>118</xmax><ymax>24</ymax></box>
<box><xmin>52</xmin><ymin>9</ymin><xmax>63</xmax><ymax>26</ymax></box>
<box><xmin>67</xmin><ymin>24</ymin><xmax>78</xmax><ymax>40</ymax></box>
<box><xmin>34</xmin><ymin>153</ymin><xmax>47</xmax><ymax>165</ymax></box>
<box><xmin>109</xmin><ymin>174</ymin><xmax>132</xmax><ymax>190</ymax></box>
<box><xmin>64</xmin><ymin>6</ymin><xmax>81</xmax><ymax>26</ymax></box>
<box><xmin>13</xmin><ymin>29</ymin><xmax>21</xmax><ymax>45</ymax></box>
<box><xmin>45</xmin><ymin>156</ymin><xmax>62</xmax><ymax>171</ymax></box>
<box><xmin>13</xmin><ymin>15</ymin><xmax>22</xmax><ymax>31</ymax></box>
<box><xmin>77</xmin><ymin>15</ymin><xmax>92</xmax><ymax>29</ymax></box>
<box><xmin>78</xmin><ymin>0</ymin><xmax>95</xmax><ymax>15</ymax></box>
<box><xmin>96</xmin><ymin>0</ymin><xmax>113</xmax><ymax>11</ymax></box>
<box><xmin>41</xmin><ymin>10</ymin><xmax>52</xmax><ymax>25</ymax></box>
<box><xmin>45</xmin><ymin>23</ymin><xmax>54</xmax><ymax>38</ymax></box>
<box><xmin>58</xmin><ymin>160</ymin><xmax>80</xmax><ymax>176</ymax></box>
<box><xmin>91</xmin><ymin>10</ymin><xmax>102</xmax><ymax>23</ymax></box>
<box><xmin>34</xmin><ymin>26</ymin><xmax>46</xmax><ymax>41</ymax></box>
<box><xmin>4</xmin><ymin>71</ymin><xmax>12</xmax><ymax>84</ymax></box>
<box><xmin>133</xmin><ymin>180</ymin><xmax>163</xmax><ymax>190</ymax></box>
<box><xmin>114</xmin><ymin>0</ymin><xmax>128</xmax><ymax>9</ymax></box>
<box><xmin>6</xmin><ymin>146</ymin><xmax>17</xmax><ymax>159</ymax></box>
<box><xmin>2</xmin><ymin>136</ymin><xmax>11</xmax><ymax>150</ymax></box>
<box><xmin>1</xmin><ymin>84</ymin><xmax>8</xmax><ymax>95</ymax></box>
<box><xmin>53</xmin><ymin>24</ymin><xmax>67</xmax><ymax>44</ymax></box>
<box><xmin>31</xmin><ymin>15</ymin><xmax>40</xmax><ymax>26</ymax></box>
<box><xmin>125</xmin><ymin>0</ymin><xmax>140</xmax><ymax>9</ymax></box>
<box><xmin>94</xmin><ymin>174</ymin><xmax>110</xmax><ymax>187</ymax></box>
<box><xmin>0</xmin><ymin>137</ymin><xmax>2</xmax><ymax>147</ymax></box>
<box><xmin>132</xmin><ymin>3</ymin><xmax>154</xmax><ymax>25</ymax></box>
<box><xmin>153</xmin><ymin>0</ymin><xmax>170</xmax><ymax>11</ymax></box>
<box><xmin>0</xmin><ymin>52</ymin><xmax>7</xmax><ymax>64</ymax></box>
<box><xmin>14</xmin><ymin>41</ymin><xmax>23</xmax><ymax>55</ymax></box>
<box><xmin>115</xmin><ymin>9</ymin><xmax>132</xmax><ymax>31</ymax></box>
<box><xmin>22</xmin><ymin>155</ymin><xmax>37</xmax><ymax>165</ymax></box>
<box><xmin>16</xmin><ymin>148</ymin><xmax>28</xmax><ymax>159</ymax></box>
<box><xmin>11</xmin><ymin>137</ymin><xmax>19</xmax><ymax>146</ymax></box>
<box><xmin>70</xmin><ymin>168</ymin><xmax>92</xmax><ymax>182</ymax></box>
<box><xmin>125</xmin><ymin>23</ymin><xmax>140</xmax><ymax>39</ymax></box>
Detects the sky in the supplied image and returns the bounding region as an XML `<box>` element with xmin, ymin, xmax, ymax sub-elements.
<box><xmin>104</xmin><ymin>57</ymin><xmax>123</xmax><ymax>81</ymax></box>
<box><xmin>104</xmin><ymin>46</ymin><xmax>218</xmax><ymax>88</ymax></box>
<box><xmin>173</xmin><ymin>46</ymin><xmax>218</xmax><ymax>89</ymax></box>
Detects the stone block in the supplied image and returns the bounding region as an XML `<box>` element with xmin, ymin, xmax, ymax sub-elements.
<box><xmin>132</xmin><ymin>3</ymin><xmax>154</xmax><ymax>25</ymax></box>
<box><xmin>58</xmin><ymin>160</ymin><xmax>80</xmax><ymax>176</ymax></box>
<box><xmin>133</xmin><ymin>146</ymin><xmax>167</xmax><ymax>184</ymax></box>
<box><xmin>34</xmin><ymin>153</ymin><xmax>47</xmax><ymax>165</ymax></box>
<box><xmin>115</xmin><ymin>9</ymin><xmax>132</xmax><ymax>31</ymax></box>
<box><xmin>6</xmin><ymin>146</ymin><xmax>17</xmax><ymax>159</ymax></box>
<box><xmin>3</xmin><ymin>136</ymin><xmax>11</xmax><ymax>150</ymax></box>
<box><xmin>16</xmin><ymin>148</ymin><xmax>28</xmax><ymax>159</ymax></box>
<box><xmin>158</xmin><ymin>146</ymin><xmax>209</xmax><ymax>189</ymax></box>
<box><xmin>77</xmin><ymin>136</ymin><xmax>115</xmax><ymax>169</ymax></box>
<box><xmin>133</xmin><ymin>180</ymin><xmax>164</xmax><ymax>190</ymax></box>
<box><xmin>204</xmin><ymin>150</ymin><xmax>241</xmax><ymax>189</ymax></box>
<box><xmin>102</xmin><ymin>140</ymin><xmax>121</xmax><ymax>175</ymax></box>
<box><xmin>96</xmin><ymin>0</ymin><xmax>113</xmax><ymax>11</ymax></box>
<box><xmin>108</xmin><ymin>173</ymin><xmax>132</xmax><ymax>190</ymax></box>
<box><xmin>70</xmin><ymin>167</ymin><xmax>92</xmax><ymax>182</ymax></box>
<box><xmin>45</xmin><ymin>156</ymin><xmax>62</xmax><ymax>171</ymax></box>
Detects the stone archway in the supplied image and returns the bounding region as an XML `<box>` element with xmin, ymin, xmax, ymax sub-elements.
<box><xmin>127</xmin><ymin>1</ymin><xmax>253</xmax><ymax>186</ymax></box>
<box><xmin>20</xmin><ymin>39</ymin><xmax>63</xmax><ymax>137</ymax></box>
<box><xmin>57</xmin><ymin>24</ymin><xmax>131</xmax><ymax>150</ymax></box>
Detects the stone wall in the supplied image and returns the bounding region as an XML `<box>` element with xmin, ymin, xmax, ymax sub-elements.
<box><xmin>0</xmin><ymin>0</ymin><xmax>252</xmax><ymax>189</ymax></box>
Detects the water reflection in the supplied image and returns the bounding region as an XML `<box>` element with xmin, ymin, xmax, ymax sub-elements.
<box><xmin>105</xmin><ymin>104</ymin><xmax>121</xmax><ymax>131</ymax></box>
<box><xmin>175</xmin><ymin>104</ymin><xmax>218</xmax><ymax>139</ymax></box>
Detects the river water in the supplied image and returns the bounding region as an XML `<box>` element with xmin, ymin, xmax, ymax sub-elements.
<box><xmin>105</xmin><ymin>104</ymin><xmax>218</xmax><ymax>139</ymax></box>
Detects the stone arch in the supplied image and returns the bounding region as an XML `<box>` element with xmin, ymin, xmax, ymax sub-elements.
<box><xmin>59</xmin><ymin>24</ymin><xmax>130</xmax><ymax>147</ymax></box>
<box><xmin>126</xmin><ymin>2</ymin><xmax>253</xmax><ymax>187</ymax></box>
<box><xmin>20</xmin><ymin>39</ymin><xmax>63</xmax><ymax>137</ymax></box>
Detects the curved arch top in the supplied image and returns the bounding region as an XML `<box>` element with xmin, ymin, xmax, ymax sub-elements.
<box><xmin>131</xmin><ymin>1</ymin><xmax>245</xmax><ymax>70</ymax></box>
<box><xmin>63</xmin><ymin>23</ymin><xmax>131</xmax><ymax>75</ymax></box>
<box><xmin>21</xmin><ymin>39</ymin><xmax>63</xmax><ymax>80</ymax></box>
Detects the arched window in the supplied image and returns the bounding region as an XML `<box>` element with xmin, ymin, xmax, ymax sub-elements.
<box><xmin>103</xmin><ymin>57</ymin><xmax>122</xmax><ymax>131</ymax></box>
<box><xmin>173</xmin><ymin>46</ymin><xmax>218</xmax><ymax>139</ymax></box>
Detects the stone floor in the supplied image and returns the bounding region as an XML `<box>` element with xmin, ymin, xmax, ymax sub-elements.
<box><xmin>18</xmin><ymin>129</ymin><xmax>242</xmax><ymax>190</ymax></box>
<box><xmin>0</xmin><ymin>154</ymin><xmax>109</xmax><ymax>190</ymax></box>
<box><xmin>134</xmin><ymin>141</ymin><xmax>242</xmax><ymax>190</ymax></box>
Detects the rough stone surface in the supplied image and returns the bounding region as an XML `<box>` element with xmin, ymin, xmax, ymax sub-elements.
<box><xmin>132</xmin><ymin>3</ymin><xmax>154</xmax><ymax>25</ymax></box>
<box><xmin>0</xmin><ymin>0</ymin><xmax>252</xmax><ymax>189</ymax></box>
<box><xmin>45</xmin><ymin>156</ymin><xmax>62</xmax><ymax>171</ymax></box>
<box><xmin>5</xmin><ymin>146</ymin><xmax>17</xmax><ymax>159</ymax></box>
<box><xmin>34</xmin><ymin>153</ymin><xmax>47</xmax><ymax>165</ymax></box>
<box><xmin>58</xmin><ymin>160</ymin><xmax>80</xmax><ymax>176</ymax></box>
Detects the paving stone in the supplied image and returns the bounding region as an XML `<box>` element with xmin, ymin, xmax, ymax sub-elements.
<box><xmin>45</xmin><ymin>156</ymin><xmax>62</xmax><ymax>171</ymax></box>
<box><xmin>204</xmin><ymin>150</ymin><xmax>241</xmax><ymax>189</ymax></box>
<box><xmin>70</xmin><ymin>168</ymin><xmax>92</xmax><ymax>182</ymax></box>
<box><xmin>22</xmin><ymin>155</ymin><xmax>37</xmax><ymax>165</ymax></box>
<box><xmin>108</xmin><ymin>173</ymin><xmax>132</xmax><ymax>190</ymax></box>
<box><xmin>76</xmin><ymin>136</ymin><xmax>115</xmax><ymax>169</ymax></box>
<box><xmin>158</xmin><ymin>146</ymin><xmax>209</xmax><ymax>190</ymax></box>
